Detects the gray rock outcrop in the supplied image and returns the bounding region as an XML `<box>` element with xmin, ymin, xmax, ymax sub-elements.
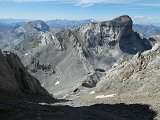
<box><xmin>96</xmin><ymin>42</ymin><xmax>160</xmax><ymax>95</ymax></box>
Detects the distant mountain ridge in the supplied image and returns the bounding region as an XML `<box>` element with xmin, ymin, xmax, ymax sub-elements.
<box><xmin>0</xmin><ymin>19</ymin><xmax>29</xmax><ymax>26</ymax></box>
<box><xmin>133</xmin><ymin>24</ymin><xmax>160</xmax><ymax>37</ymax></box>
<box><xmin>1</xmin><ymin>18</ymin><xmax>160</xmax><ymax>36</ymax></box>
<box><xmin>46</xmin><ymin>19</ymin><xmax>94</xmax><ymax>29</ymax></box>
<box><xmin>0</xmin><ymin>18</ymin><xmax>94</xmax><ymax>29</ymax></box>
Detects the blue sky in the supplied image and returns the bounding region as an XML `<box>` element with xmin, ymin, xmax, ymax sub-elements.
<box><xmin>0</xmin><ymin>0</ymin><xmax>160</xmax><ymax>25</ymax></box>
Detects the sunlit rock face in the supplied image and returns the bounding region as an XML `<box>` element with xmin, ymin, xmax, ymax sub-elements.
<box><xmin>96</xmin><ymin>42</ymin><xmax>160</xmax><ymax>95</ymax></box>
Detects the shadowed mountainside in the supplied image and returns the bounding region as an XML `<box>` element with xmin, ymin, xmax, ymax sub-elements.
<box><xmin>0</xmin><ymin>100</ymin><xmax>156</xmax><ymax>120</ymax></box>
<box><xmin>0</xmin><ymin>49</ymin><xmax>50</xmax><ymax>97</ymax></box>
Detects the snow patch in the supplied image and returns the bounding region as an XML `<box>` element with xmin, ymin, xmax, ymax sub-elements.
<box><xmin>55</xmin><ymin>80</ymin><xmax>60</xmax><ymax>86</ymax></box>
<box><xmin>39</xmin><ymin>103</ymin><xmax>52</xmax><ymax>106</ymax></box>
<box><xmin>39</xmin><ymin>102</ymin><xmax>48</xmax><ymax>105</ymax></box>
<box><xmin>52</xmin><ymin>35</ymin><xmax>55</xmax><ymax>40</ymax></box>
<box><xmin>112</xmin><ymin>63</ymin><xmax>118</xmax><ymax>68</ymax></box>
<box><xmin>151</xmin><ymin>43</ymin><xmax>160</xmax><ymax>52</ymax></box>
<box><xmin>90</xmin><ymin>91</ymin><xmax>95</xmax><ymax>95</ymax></box>
<box><xmin>41</xmin><ymin>82</ymin><xmax>45</xmax><ymax>87</ymax></box>
<box><xmin>95</xmin><ymin>94</ymin><xmax>116</xmax><ymax>99</ymax></box>
<box><xmin>36</xmin><ymin>24</ymin><xmax>42</xmax><ymax>30</ymax></box>
<box><xmin>90</xmin><ymin>19</ymin><xmax>94</xmax><ymax>22</ymax></box>
<box><xmin>62</xmin><ymin>94</ymin><xmax>68</xmax><ymax>99</ymax></box>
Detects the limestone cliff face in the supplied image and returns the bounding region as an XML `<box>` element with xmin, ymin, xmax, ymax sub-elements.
<box><xmin>0</xmin><ymin>50</ymin><xmax>49</xmax><ymax>96</ymax></box>
<box><xmin>70</xmin><ymin>15</ymin><xmax>151</xmax><ymax>71</ymax></box>
<box><xmin>76</xmin><ymin>15</ymin><xmax>150</xmax><ymax>53</ymax></box>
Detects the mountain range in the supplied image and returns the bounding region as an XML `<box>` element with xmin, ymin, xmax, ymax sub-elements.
<box><xmin>133</xmin><ymin>24</ymin><xmax>160</xmax><ymax>37</ymax></box>
<box><xmin>1</xmin><ymin>15</ymin><xmax>160</xmax><ymax>120</ymax></box>
<box><xmin>1</xmin><ymin>18</ymin><xmax>160</xmax><ymax>37</ymax></box>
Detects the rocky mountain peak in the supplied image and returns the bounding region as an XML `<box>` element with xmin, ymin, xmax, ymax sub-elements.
<box><xmin>109</xmin><ymin>15</ymin><xmax>132</xmax><ymax>28</ymax></box>
<box><xmin>113</xmin><ymin>15</ymin><xmax>132</xmax><ymax>22</ymax></box>
<box><xmin>74</xmin><ymin>15</ymin><xmax>150</xmax><ymax>56</ymax></box>
<box><xmin>27</xmin><ymin>20</ymin><xmax>49</xmax><ymax>32</ymax></box>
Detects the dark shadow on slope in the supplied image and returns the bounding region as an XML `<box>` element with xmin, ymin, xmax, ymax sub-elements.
<box><xmin>0</xmin><ymin>100</ymin><xmax>157</xmax><ymax>120</ymax></box>
<box><xmin>0</xmin><ymin>90</ymin><xmax>69</xmax><ymax>106</ymax></box>
<box><xmin>119</xmin><ymin>32</ymin><xmax>152</xmax><ymax>55</ymax></box>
